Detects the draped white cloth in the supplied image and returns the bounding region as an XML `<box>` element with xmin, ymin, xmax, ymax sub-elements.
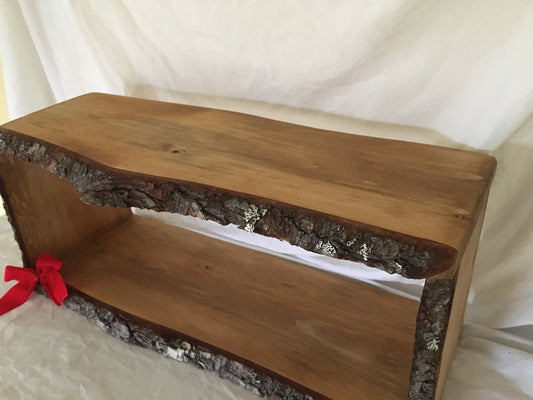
<box><xmin>0</xmin><ymin>1</ymin><xmax>532</xmax><ymax>399</ymax></box>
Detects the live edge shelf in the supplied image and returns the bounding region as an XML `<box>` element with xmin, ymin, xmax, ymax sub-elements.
<box><xmin>0</xmin><ymin>93</ymin><xmax>495</xmax><ymax>400</ymax></box>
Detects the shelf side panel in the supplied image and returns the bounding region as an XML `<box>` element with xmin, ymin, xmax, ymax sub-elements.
<box><xmin>0</xmin><ymin>154</ymin><xmax>130</xmax><ymax>267</ymax></box>
<box><xmin>409</xmin><ymin>191</ymin><xmax>490</xmax><ymax>400</ymax></box>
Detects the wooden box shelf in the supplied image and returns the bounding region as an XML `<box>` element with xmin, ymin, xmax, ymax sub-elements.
<box><xmin>0</xmin><ymin>93</ymin><xmax>496</xmax><ymax>400</ymax></box>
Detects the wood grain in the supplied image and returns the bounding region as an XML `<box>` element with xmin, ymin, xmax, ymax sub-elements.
<box><xmin>0</xmin><ymin>94</ymin><xmax>497</xmax><ymax>399</ymax></box>
<box><xmin>409</xmin><ymin>190</ymin><xmax>490</xmax><ymax>400</ymax></box>
<box><xmin>1</xmin><ymin>93</ymin><xmax>496</xmax><ymax>277</ymax></box>
<box><xmin>0</xmin><ymin>128</ymin><xmax>450</xmax><ymax>279</ymax></box>
<box><xmin>0</xmin><ymin>153</ymin><xmax>130</xmax><ymax>267</ymax></box>
<box><xmin>57</xmin><ymin>287</ymin><xmax>317</xmax><ymax>400</ymax></box>
<box><xmin>432</xmin><ymin>192</ymin><xmax>489</xmax><ymax>400</ymax></box>
<box><xmin>59</xmin><ymin>214</ymin><xmax>419</xmax><ymax>400</ymax></box>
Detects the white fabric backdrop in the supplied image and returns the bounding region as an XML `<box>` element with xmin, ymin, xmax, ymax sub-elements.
<box><xmin>0</xmin><ymin>1</ymin><xmax>532</xmax><ymax>399</ymax></box>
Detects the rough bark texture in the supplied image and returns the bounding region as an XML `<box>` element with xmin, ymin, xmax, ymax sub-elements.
<box><xmin>35</xmin><ymin>285</ymin><xmax>316</xmax><ymax>400</ymax></box>
<box><xmin>408</xmin><ymin>279</ymin><xmax>455</xmax><ymax>400</ymax></box>
<box><xmin>0</xmin><ymin>129</ymin><xmax>443</xmax><ymax>279</ymax></box>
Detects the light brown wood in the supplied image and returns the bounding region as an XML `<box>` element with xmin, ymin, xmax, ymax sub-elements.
<box><xmin>59</xmin><ymin>214</ymin><xmax>419</xmax><ymax>400</ymax></box>
<box><xmin>432</xmin><ymin>192</ymin><xmax>489</xmax><ymax>400</ymax></box>
<box><xmin>0</xmin><ymin>154</ymin><xmax>130</xmax><ymax>267</ymax></box>
<box><xmin>0</xmin><ymin>94</ymin><xmax>497</xmax><ymax>399</ymax></box>
<box><xmin>3</xmin><ymin>93</ymin><xmax>496</xmax><ymax>271</ymax></box>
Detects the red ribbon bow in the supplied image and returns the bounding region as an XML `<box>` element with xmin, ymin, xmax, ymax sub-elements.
<box><xmin>0</xmin><ymin>253</ymin><xmax>68</xmax><ymax>316</ymax></box>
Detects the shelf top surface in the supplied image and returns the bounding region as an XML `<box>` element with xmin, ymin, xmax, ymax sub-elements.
<box><xmin>1</xmin><ymin>93</ymin><xmax>496</xmax><ymax>267</ymax></box>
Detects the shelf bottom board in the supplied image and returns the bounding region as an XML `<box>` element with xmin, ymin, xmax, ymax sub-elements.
<box><xmin>59</xmin><ymin>215</ymin><xmax>419</xmax><ymax>399</ymax></box>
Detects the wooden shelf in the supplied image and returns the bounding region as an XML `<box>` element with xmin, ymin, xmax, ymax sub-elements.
<box><xmin>60</xmin><ymin>214</ymin><xmax>418</xmax><ymax>400</ymax></box>
<box><xmin>0</xmin><ymin>93</ymin><xmax>496</xmax><ymax>278</ymax></box>
<box><xmin>0</xmin><ymin>93</ymin><xmax>496</xmax><ymax>400</ymax></box>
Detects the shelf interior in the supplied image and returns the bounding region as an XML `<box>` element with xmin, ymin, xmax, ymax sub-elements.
<box><xmin>59</xmin><ymin>214</ymin><xmax>419</xmax><ymax>399</ymax></box>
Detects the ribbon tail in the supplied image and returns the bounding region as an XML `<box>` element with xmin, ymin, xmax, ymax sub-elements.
<box><xmin>40</xmin><ymin>271</ymin><xmax>68</xmax><ymax>306</ymax></box>
<box><xmin>0</xmin><ymin>281</ymin><xmax>36</xmax><ymax>316</ymax></box>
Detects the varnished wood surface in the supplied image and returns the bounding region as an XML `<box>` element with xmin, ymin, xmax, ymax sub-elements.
<box><xmin>60</xmin><ymin>214</ymin><xmax>419</xmax><ymax>400</ymax></box>
<box><xmin>432</xmin><ymin>192</ymin><xmax>489</xmax><ymax>400</ymax></box>
<box><xmin>2</xmin><ymin>93</ymin><xmax>496</xmax><ymax>268</ymax></box>
<box><xmin>0</xmin><ymin>154</ymin><xmax>130</xmax><ymax>267</ymax></box>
